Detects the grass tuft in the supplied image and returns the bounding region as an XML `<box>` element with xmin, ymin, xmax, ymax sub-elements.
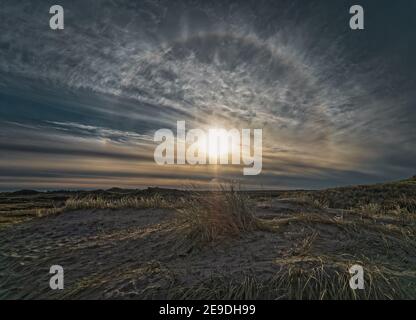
<box><xmin>176</xmin><ymin>184</ymin><xmax>262</xmax><ymax>244</ymax></box>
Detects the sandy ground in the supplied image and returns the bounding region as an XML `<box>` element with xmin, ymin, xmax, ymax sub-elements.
<box><xmin>0</xmin><ymin>199</ymin><xmax>415</xmax><ymax>299</ymax></box>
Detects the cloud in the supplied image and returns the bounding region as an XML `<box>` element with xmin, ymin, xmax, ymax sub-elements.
<box><xmin>0</xmin><ymin>0</ymin><xmax>415</xmax><ymax>189</ymax></box>
<box><xmin>44</xmin><ymin>121</ymin><xmax>154</xmax><ymax>145</ymax></box>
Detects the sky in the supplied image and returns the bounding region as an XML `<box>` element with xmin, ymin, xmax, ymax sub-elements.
<box><xmin>0</xmin><ymin>0</ymin><xmax>415</xmax><ymax>191</ymax></box>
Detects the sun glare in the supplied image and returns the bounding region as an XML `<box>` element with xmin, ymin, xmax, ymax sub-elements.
<box><xmin>193</xmin><ymin>128</ymin><xmax>238</xmax><ymax>162</ymax></box>
<box><xmin>207</xmin><ymin>129</ymin><xmax>229</xmax><ymax>159</ymax></box>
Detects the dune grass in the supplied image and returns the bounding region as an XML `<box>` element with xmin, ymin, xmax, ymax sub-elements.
<box><xmin>171</xmin><ymin>257</ymin><xmax>415</xmax><ymax>299</ymax></box>
<box><xmin>64</xmin><ymin>194</ymin><xmax>174</xmax><ymax>210</ymax></box>
<box><xmin>0</xmin><ymin>194</ymin><xmax>176</xmax><ymax>228</ymax></box>
<box><xmin>1</xmin><ymin>178</ymin><xmax>415</xmax><ymax>299</ymax></box>
<box><xmin>175</xmin><ymin>184</ymin><xmax>264</xmax><ymax>244</ymax></box>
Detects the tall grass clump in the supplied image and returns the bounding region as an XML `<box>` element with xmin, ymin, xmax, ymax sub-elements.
<box><xmin>176</xmin><ymin>184</ymin><xmax>260</xmax><ymax>243</ymax></box>
<box><xmin>359</xmin><ymin>203</ymin><xmax>382</xmax><ymax>215</ymax></box>
<box><xmin>292</xmin><ymin>194</ymin><xmax>330</xmax><ymax>209</ymax></box>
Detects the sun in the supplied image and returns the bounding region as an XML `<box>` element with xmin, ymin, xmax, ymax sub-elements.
<box><xmin>194</xmin><ymin>128</ymin><xmax>234</xmax><ymax>162</ymax></box>
<box><xmin>207</xmin><ymin>129</ymin><xmax>229</xmax><ymax>158</ymax></box>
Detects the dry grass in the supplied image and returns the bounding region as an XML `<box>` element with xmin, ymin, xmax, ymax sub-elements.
<box><xmin>359</xmin><ymin>203</ymin><xmax>382</xmax><ymax>215</ymax></box>
<box><xmin>176</xmin><ymin>184</ymin><xmax>263</xmax><ymax>244</ymax></box>
<box><xmin>292</xmin><ymin>194</ymin><xmax>330</xmax><ymax>209</ymax></box>
<box><xmin>171</xmin><ymin>256</ymin><xmax>415</xmax><ymax>300</ymax></box>
<box><xmin>1</xmin><ymin>178</ymin><xmax>415</xmax><ymax>299</ymax></box>
<box><xmin>64</xmin><ymin>194</ymin><xmax>173</xmax><ymax>211</ymax></box>
<box><xmin>0</xmin><ymin>207</ymin><xmax>63</xmax><ymax>228</ymax></box>
<box><xmin>0</xmin><ymin>194</ymin><xmax>177</xmax><ymax>228</ymax></box>
<box><xmin>299</xmin><ymin>177</ymin><xmax>416</xmax><ymax>213</ymax></box>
